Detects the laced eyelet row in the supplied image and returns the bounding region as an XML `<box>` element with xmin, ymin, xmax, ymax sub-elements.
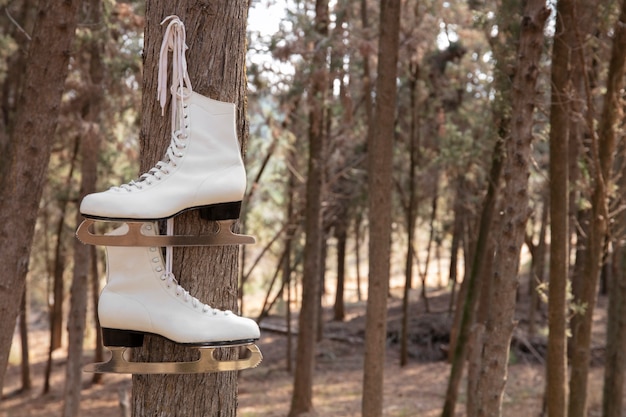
<box><xmin>112</xmin><ymin>16</ymin><xmax>192</xmax><ymax>194</ymax></box>
<box><xmin>155</xmin><ymin>268</ymin><xmax>229</xmax><ymax>316</ymax></box>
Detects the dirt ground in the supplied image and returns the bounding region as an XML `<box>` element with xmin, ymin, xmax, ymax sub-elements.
<box><xmin>0</xmin><ymin>290</ymin><xmax>612</xmax><ymax>417</ymax></box>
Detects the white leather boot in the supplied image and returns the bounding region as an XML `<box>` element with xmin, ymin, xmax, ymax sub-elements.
<box><xmin>80</xmin><ymin>16</ymin><xmax>245</xmax><ymax>222</ymax></box>
<box><xmin>98</xmin><ymin>223</ymin><xmax>260</xmax><ymax>346</ymax></box>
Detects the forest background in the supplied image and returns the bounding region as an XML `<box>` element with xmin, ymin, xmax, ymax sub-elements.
<box><xmin>1</xmin><ymin>0</ymin><xmax>626</xmax><ymax>416</ymax></box>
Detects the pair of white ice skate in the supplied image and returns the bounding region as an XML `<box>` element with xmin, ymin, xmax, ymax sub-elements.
<box><xmin>78</xmin><ymin>16</ymin><xmax>261</xmax><ymax>374</ymax></box>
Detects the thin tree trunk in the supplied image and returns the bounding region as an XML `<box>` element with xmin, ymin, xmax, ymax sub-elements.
<box><xmin>317</xmin><ymin>231</ymin><xmax>328</xmax><ymax>342</ymax></box>
<box><xmin>602</xmin><ymin>242</ymin><xmax>626</xmax><ymax>417</ymax></box>
<box><xmin>418</xmin><ymin>188</ymin><xmax>438</xmax><ymax>313</ymax></box>
<box><xmin>441</xmin><ymin>137</ymin><xmax>504</xmax><ymax>417</ymax></box>
<box><xmin>361</xmin><ymin>1</ymin><xmax>401</xmax><ymax>416</ymax></box>
<box><xmin>333</xmin><ymin>225</ymin><xmax>347</xmax><ymax>321</ymax></box>
<box><xmin>529</xmin><ymin>196</ymin><xmax>548</xmax><ymax>338</ymax></box>
<box><xmin>49</xmin><ymin>133</ymin><xmax>81</xmax><ymax>352</ymax></box>
<box><xmin>90</xmin><ymin>244</ymin><xmax>103</xmax><ymax>385</ymax></box>
<box><xmin>240</xmin><ymin>130</ymin><xmax>280</xmax><ymax>313</ymax></box>
<box><xmin>446</xmin><ymin>178</ymin><xmax>464</xmax><ymax>312</ymax></box>
<box><xmin>601</xmin><ymin>103</ymin><xmax>626</xmax><ymax>417</ymax></box>
<box><xmin>546</xmin><ymin>0</ymin><xmax>574</xmax><ymax>413</ymax></box>
<box><xmin>257</xmin><ymin>247</ymin><xmax>290</xmax><ymax>322</ymax></box>
<box><xmin>19</xmin><ymin>285</ymin><xmax>31</xmax><ymax>391</ymax></box>
<box><xmin>467</xmin><ymin>237</ymin><xmax>495</xmax><ymax>417</ymax></box>
<box><xmin>284</xmin><ymin>145</ymin><xmax>297</xmax><ymax>373</ymax></box>
<box><xmin>288</xmin><ymin>0</ymin><xmax>328</xmax><ymax>414</ymax></box>
<box><xmin>354</xmin><ymin>213</ymin><xmax>363</xmax><ymax>302</ymax></box>
<box><xmin>66</xmin><ymin>1</ymin><xmax>105</xmax><ymax>400</ymax></box>
<box><xmin>354</xmin><ymin>0</ymin><xmax>372</xmax><ymax>307</ymax></box>
<box><xmin>64</xmin><ymin>130</ymin><xmax>99</xmax><ymax>417</ymax></box>
<box><xmin>569</xmin><ymin>2</ymin><xmax>626</xmax><ymax>415</ymax></box>
<box><xmin>475</xmin><ymin>4</ymin><xmax>550</xmax><ymax>416</ymax></box>
<box><xmin>132</xmin><ymin>3</ymin><xmax>249</xmax><ymax>416</ymax></box>
<box><xmin>44</xmin><ymin>136</ymin><xmax>80</xmax><ymax>394</ymax></box>
<box><xmin>0</xmin><ymin>0</ymin><xmax>79</xmax><ymax>390</ymax></box>
<box><xmin>401</xmin><ymin>66</ymin><xmax>419</xmax><ymax>365</ymax></box>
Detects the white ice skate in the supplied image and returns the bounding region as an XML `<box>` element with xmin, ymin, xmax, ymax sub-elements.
<box><xmin>77</xmin><ymin>15</ymin><xmax>254</xmax><ymax>247</ymax></box>
<box><xmin>84</xmin><ymin>223</ymin><xmax>262</xmax><ymax>374</ymax></box>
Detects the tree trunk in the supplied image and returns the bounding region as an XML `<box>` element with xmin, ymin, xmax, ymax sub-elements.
<box><xmin>474</xmin><ymin>3</ymin><xmax>550</xmax><ymax>417</ymax></box>
<box><xmin>44</xmin><ymin>137</ymin><xmax>80</xmax><ymax>394</ymax></box>
<box><xmin>441</xmin><ymin>137</ymin><xmax>504</xmax><ymax>417</ymax></box>
<box><xmin>131</xmin><ymin>3</ymin><xmax>249</xmax><ymax>416</ymax></box>
<box><xmin>289</xmin><ymin>0</ymin><xmax>328</xmax><ymax>414</ymax></box>
<box><xmin>333</xmin><ymin>225</ymin><xmax>347</xmax><ymax>321</ymax></box>
<box><xmin>361</xmin><ymin>1</ymin><xmax>400</xmax><ymax>416</ymax></box>
<box><xmin>418</xmin><ymin>188</ymin><xmax>438</xmax><ymax>312</ymax></box>
<box><xmin>602</xmin><ymin>162</ymin><xmax>626</xmax><ymax>417</ymax></box>
<box><xmin>602</xmin><ymin>240</ymin><xmax>626</xmax><ymax>417</ymax></box>
<box><xmin>569</xmin><ymin>2</ymin><xmax>626</xmax><ymax>416</ymax></box>
<box><xmin>283</xmin><ymin>154</ymin><xmax>297</xmax><ymax>372</ymax></box>
<box><xmin>19</xmin><ymin>285</ymin><xmax>31</xmax><ymax>391</ymax></box>
<box><xmin>601</xmin><ymin>79</ymin><xmax>626</xmax><ymax>417</ymax></box>
<box><xmin>0</xmin><ymin>0</ymin><xmax>79</xmax><ymax>390</ymax></box>
<box><xmin>528</xmin><ymin>195</ymin><xmax>547</xmax><ymax>337</ymax></box>
<box><xmin>545</xmin><ymin>0</ymin><xmax>575</xmax><ymax>414</ymax></box>
<box><xmin>63</xmin><ymin>1</ymin><xmax>104</xmax><ymax>412</ymax></box>
<box><xmin>447</xmin><ymin>176</ymin><xmax>465</xmax><ymax>314</ymax></box>
<box><xmin>63</xmin><ymin>131</ymin><xmax>99</xmax><ymax>417</ymax></box>
<box><xmin>401</xmin><ymin>66</ymin><xmax>419</xmax><ymax>365</ymax></box>
<box><xmin>354</xmin><ymin>213</ymin><xmax>364</xmax><ymax>302</ymax></box>
<box><xmin>90</xmin><ymin>244</ymin><xmax>103</xmax><ymax>385</ymax></box>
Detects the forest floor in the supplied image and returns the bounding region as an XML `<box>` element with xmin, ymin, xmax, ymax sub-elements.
<box><xmin>0</xmin><ymin>288</ymin><xmax>613</xmax><ymax>417</ymax></box>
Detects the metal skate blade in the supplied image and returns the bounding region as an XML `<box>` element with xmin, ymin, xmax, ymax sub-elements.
<box><xmin>83</xmin><ymin>344</ymin><xmax>263</xmax><ymax>374</ymax></box>
<box><xmin>76</xmin><ymin>219</ymin><xmax>256</xmax><ymax>247</ymax></box>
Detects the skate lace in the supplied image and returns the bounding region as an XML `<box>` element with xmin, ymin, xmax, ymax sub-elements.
<box><xmin>160</xmin><ymin>219</ymin><xmax>230</xmax><ymax>316</ymax></box>
<box><xmin>160</xmin><ymin>271</ymin><xmax>230</xmax><ymax>316</ymax></box>
<box><xmin>112</xmin><ymin>15</ymin><xmax>192</xmax><ymax>193</ymax></box>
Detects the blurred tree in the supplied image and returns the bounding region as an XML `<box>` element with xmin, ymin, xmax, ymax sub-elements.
<box><xmin>361</xmin><ymin>1</ymin><xmax>400</xmax><ymax>416</ymax></box>
<box><xmin>570</xmin><ymin>1</ymin><xmax>626</xmax><ymax>415</ymax></box>
<box><xmin>0</xmin><ymin>0</ymin><xmax>79</xmax><ymax>391</ymax></box>
<box><xmin>473</xmin><ymin>2</ymin><xmax>550</xmax><ymax>415</ymax></box>
<box><xmin>545</xmin><ymin>0</ymin><xmax>580</xmax><ymax>414</ymax></box>
<box><xmin>289</xmin><ymin>0</ymin><xmax>328</xmax><ymax>414</ymax></box>
<box><xmin>62</xmin><ymin>0</ymin><xmax>105</xmax><ymax>413</ymax></box>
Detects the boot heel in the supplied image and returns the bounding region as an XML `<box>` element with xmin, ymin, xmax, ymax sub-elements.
<box><xmin>102</xmin><ymin>328</ymin><xmax>145</xmax><ymax>348</ymax></box>
<box><xmin>198</xmin><ymin>201</ymin><xmax>242</xmax><ymax>221</ymax></box>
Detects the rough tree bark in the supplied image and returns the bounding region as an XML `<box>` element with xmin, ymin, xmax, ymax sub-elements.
<box><xmin>474</xmin><ymin>3</ymin><xmax>550</xmax><ymax>416</ymax></box>
<box><xmin>0</xmin><ymin>0</ymin><xmax>79</xmax><ymax>391</ymax></box>
<box><xmin>569</xmin><ymin>1</ymin><xmax>626</xmax><ymax>415</ymax></box>
<box><xmin>131</xmin><ymin>3</ymin><xmax>249</xmax><ymax>416</ymax></box>
<box><xmin>361</xmin><ymin>1</ymin><xmax>401</xmax><ymax>416</ymax></box>
<box><xmin>289</xmin><ymin>0</ymin><xmax>328</xmax><ymax>414</ymax></box>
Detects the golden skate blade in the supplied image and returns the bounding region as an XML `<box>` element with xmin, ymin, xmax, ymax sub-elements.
<box><xmin>83</xmin><ymin>344</ymin><xmax>262</xmax><ymax>374</ymax></box>
<box><xmin>76</xmin><ymin>219</ymin><xmax>256</xmax><ymax>246</ymax></box>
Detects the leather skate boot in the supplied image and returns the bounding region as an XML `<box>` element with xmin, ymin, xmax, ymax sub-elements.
<box><xmin>76</xmin><ymin>16</ymin><xmax>253</xmax><ymax>246</ymax></box>
<box><xmin>85</xmin><ymin>222</ymin><xmax>262</xmax><ymax>374</ymax></box>
<box><xmin>79</xmin><ymin>91</ymin><xmax>246</xmax><ymax>221</ymax></box>
<box><xmin>98</xmin><ymin>222</ymin><xmax>260</xmax><ymax>346</ymax></box>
